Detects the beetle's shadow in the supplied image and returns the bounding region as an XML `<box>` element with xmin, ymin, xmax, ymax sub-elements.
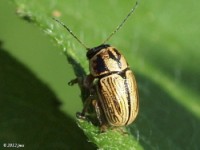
<box><xmin>130</xmin><ymin>72</ymin><xmax>200</xmax><ymax>149</ymax></box>
<box><xmin>64</xmin><ymin>52</ymin><xmax>90</xmax><ymax>103</ymax></box>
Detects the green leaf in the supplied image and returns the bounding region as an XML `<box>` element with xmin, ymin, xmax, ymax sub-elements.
<box><xmin>77</xmin><ymin>119</ymin><xmax>143</xmax><ymax>150</ymax></box>
<box><xmin>1</xmin><ymin>0</ymin><xmax>200</xmax><ymax>149</ymax></box>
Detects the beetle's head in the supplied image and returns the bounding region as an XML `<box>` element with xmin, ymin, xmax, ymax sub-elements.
<box><xmin>86</xmin><ymin>44</ymin><xmax>110</xmax><ymax>59</ymax></box>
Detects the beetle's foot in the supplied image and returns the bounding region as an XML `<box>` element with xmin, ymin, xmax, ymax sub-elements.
<box><xmin>68</xmin><ymin>78</ymin><xmax>78</xmax><ymax>86</ymax></box>
<box><xmin>100</xmin><ymin>124</ymin><xmax>108</xmax><ymax>133</ymax></box>
<box><xmin>76</xmin><ymin>112</ymin><xmax>87</xmax><ymax>120</ymax></box>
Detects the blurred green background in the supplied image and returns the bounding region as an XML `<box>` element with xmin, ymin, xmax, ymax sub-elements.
<box><xmin>0</xmin><ymin>0</ymin><xmax>200</xmax><ymax>149</ymax></box>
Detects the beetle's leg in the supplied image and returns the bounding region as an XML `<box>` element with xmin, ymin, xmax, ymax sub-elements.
<box><xmin>68</xmin><ymin>74</ymin><xmax>94</xmax><ymax>88</ymax></box>
<box><xmin>69</xmin><ymin>74</ymin><xmax>95</xmax><ymax>120</ymax></box>
<box><xmin>76</xmin><ymin>95</ymin><xmax>95</xmax><ymax>120</ymax></box>
<box><xmin>92</xmin><ymin>100</ymin><xmax>103</xmax><ymax>125</ymax></box>
<box><xmin>92</xmin><ymin>100</ymin><xmax>108</xmax><ymax>132</ymax></box>
<box><xmin>68</xmin><ymin>78</ymin><xmax>79</xmax><ymax>86</ymax></box>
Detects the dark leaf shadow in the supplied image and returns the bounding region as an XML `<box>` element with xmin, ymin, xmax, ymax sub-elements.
<box><xmin>130</xmin><ymin>72</ymin><xmax>200</xmax><ymax>150</ymax></box>
<box><xmin>0</xmin><ymin>41</ymin><xmax>95</xmax><ymax>150</ymax></box>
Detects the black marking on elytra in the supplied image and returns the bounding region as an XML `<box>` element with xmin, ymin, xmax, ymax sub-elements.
<box><xmin>94</xmin><ymin>54</ymin><xmax>109</xmax><ymax>74</ymax></box>
<box><xmin>108</xmin><ymin>49</ymin><xmax>122</xmax><ymax>68</ymax></box>
<box><xmin>98</xmin><ymin>67</ymin><xmax>130</xmax><ymax>79</ymax></box>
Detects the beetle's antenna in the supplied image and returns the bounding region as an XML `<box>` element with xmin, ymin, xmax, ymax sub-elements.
<box><xmin>53</xmin><ymin>18</ymin><xmax>90</xmax><ymax>50</ymax></box>
<box><xmin>103</xmin><ymin>1</ymin><xmax>138</xmax><ymax>44</ymax></box>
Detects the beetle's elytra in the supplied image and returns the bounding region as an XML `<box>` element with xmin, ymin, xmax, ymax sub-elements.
<box><xmin>86</xmin><ymin>44</ymin><xmax>139</xmax><ymax>126</ymax></box>
<box><xmin>54</xmin><ymin>1</ymin><xmax>139</xmax><ymax>128</ymax></box>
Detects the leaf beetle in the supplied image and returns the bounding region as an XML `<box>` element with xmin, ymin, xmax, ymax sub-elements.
<box><xmin>53</xmin><ymin>1</ymin><xmax>139</xmax><ymax>130</ymax></box>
